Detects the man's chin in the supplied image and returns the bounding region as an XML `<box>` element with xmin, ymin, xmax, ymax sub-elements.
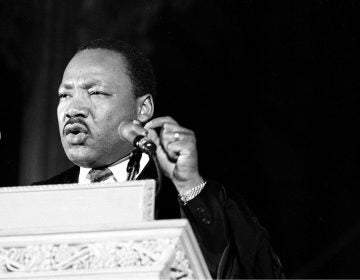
<box><xmin>65</xmin><ymin>146</ymin><xmax>97</xmax><ymax>168</ymax></box>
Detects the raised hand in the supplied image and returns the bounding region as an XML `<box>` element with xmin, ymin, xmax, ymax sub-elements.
<box><xmin>144</xmin><ymin>116</ymin><xmax>203</xmax><ymax>193</ymax></box>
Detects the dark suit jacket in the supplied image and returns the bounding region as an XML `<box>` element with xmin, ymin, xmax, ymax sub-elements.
<box><xmin>34</xmin><ymin>161</ymin><xmax>285</xmax><ymax>279</ymax></box>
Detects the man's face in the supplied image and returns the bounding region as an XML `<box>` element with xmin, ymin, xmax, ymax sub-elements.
<box><xmin>57</xmin><ymin>49</ymin><xmax>137</xmax><ymax>168</ymax></box>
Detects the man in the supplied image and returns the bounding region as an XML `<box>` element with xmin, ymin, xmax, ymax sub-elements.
<box><xmin>34</xmin><ymin>38</ymin><xmax>285</xmax><ymax>279</ymax></box>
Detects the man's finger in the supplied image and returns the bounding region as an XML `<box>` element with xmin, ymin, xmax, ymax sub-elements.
<box><xmin>145</xmin><ymin>116</ymin><xmax>178</xmax><ymax>129</ymax></box>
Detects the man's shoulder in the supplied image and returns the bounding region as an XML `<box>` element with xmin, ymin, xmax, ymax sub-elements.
<box><xmin>32</xmin><ymin>166</ymin><xmax>80</xmax><ymax>185</ymax></box>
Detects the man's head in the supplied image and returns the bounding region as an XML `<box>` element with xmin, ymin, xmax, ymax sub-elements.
<box><xmin>57</xmin><ymin>39</ymin><xmax>155</xmax><ymax>168</ymax></box>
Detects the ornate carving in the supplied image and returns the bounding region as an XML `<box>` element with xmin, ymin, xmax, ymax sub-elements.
<box><xmin>143</xmin><ymin>183</ymin><xmax>156</xmax><ymax>221</ymax></box>
<box><xmin>0</xmin><ymin>238</ymin><xmax>194</xmax><ymax>279</ymax></box>
<box><xmin>170</xmin><ymin>243</ymin><xmax>194</xmax><ymax>280</ymax></box>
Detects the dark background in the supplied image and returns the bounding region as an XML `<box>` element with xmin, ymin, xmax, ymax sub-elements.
<box><xmin>1</xmin><ymin>0</ymin><xmax>360</xmax><ymax>278</ymax></box>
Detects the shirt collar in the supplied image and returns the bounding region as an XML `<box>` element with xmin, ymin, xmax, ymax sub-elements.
<box><xmin>78</xmin><ymin>153</ymin><xmax>150</xmax><ymax>184</ymax></box>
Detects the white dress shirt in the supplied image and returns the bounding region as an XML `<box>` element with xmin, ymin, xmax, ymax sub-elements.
<box><xmin>78</xmin><ymin>153</ymin><xmax>150</xmax><ymax>184</ymax></box>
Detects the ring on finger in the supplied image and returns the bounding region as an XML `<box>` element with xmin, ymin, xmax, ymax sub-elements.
<box><xmin>174</xmin><ymin>132</ymin><xmax>180</xmax><ymax>141</ymax></box>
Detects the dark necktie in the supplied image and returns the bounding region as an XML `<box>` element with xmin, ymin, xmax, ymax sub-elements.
<box><xmin>87</xmin><ymin>167</ymin><xmax>114</xmax><ymax>183</ymax></box>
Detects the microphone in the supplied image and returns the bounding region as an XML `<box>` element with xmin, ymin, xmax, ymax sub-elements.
<box><xmin>119</xmin><ymin>119</ymin><xmax>163</xmax><ymax>195</ymax></box>
<box><xmin>118</xmin><ymin>120</ymin><xmax>157</xmax><ymax>155</ymax></box>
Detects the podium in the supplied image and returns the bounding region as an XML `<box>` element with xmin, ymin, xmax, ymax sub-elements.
<box><xmin>0</xmin><ymin>180</ymin><xmax>211</xmax><ymax>279</ymax></box>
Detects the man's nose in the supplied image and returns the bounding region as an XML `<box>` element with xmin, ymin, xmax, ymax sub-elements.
<box><xmin>65</xmin><ymin>95</ymin><xmax>90</xmax><ymax>118</ymax></box>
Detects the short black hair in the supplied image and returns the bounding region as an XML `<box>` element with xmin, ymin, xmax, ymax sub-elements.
<box><xmin>77</xmin><ymin>38</ymin><xmax>157</xmax><ymax>98</ymax></box>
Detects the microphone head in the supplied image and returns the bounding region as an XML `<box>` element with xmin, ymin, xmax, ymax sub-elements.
<box><xmin>118</xmin><ymin>120</ymin><xmax>156</xmax><ymax>155</ymax></box>
<box><xmin>118</xmin><ymin>119</ymin><xmax>138</xmax><ymax>143</ymax></box>
<box><xmin>118</xmin><ymin>119</ymin><xmax>146</xmax><ymax>142</ymax></box>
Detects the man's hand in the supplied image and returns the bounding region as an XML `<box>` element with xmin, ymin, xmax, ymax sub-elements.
<box><xmin>144</xmin><ymin>116</ymin><xmax>203</xmax><ymax>193</ymax></box>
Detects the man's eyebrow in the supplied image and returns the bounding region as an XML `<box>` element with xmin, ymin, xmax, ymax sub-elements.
<box><xmin>59</xmin><ymin>79</ymin><xmax>105</xmax><ymax>90</ymax></box>
<box><xmin>59</xmin><ymin>82</ymin><xmax>73</xmax><ymax>90</ymax></box>
<box><xmin>82</xmin><ymin>79</ymin><xmax>105</xmax><ymax>88</ymax></box>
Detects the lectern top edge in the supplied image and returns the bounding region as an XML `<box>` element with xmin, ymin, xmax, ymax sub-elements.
<box><xmin>0</xmin><ymin>179</ymin><xmax>156</xmax><ymax>193</ymax></box>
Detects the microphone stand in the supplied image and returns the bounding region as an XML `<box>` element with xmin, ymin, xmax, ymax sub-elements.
<box><xmin>126</xmin><ymin>147</ymin><xmax>163</xmax><ymax>198</ymax></box>
<box><xmin>126</xmin><ymin>148</ymin><xmax>142</xmax><ymax>181</ymax></box>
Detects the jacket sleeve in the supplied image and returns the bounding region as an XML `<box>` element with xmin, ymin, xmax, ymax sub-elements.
<box><xmin>179</xmin><ymin>180</ymin><xmax>285</xmax><ymax>279</ymax></box>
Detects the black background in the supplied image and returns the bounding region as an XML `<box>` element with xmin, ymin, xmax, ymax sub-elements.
<box><xmin>1</xmin><ymin>0</ymin><xmax>360</xmax><ymax>277</ymax></box>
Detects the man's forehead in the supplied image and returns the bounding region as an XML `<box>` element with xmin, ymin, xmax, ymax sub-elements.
<box><xmin>63</xmin><ymin>49</ymin><xmax>125</xmax><ymax>75</ymax></box>
<box><xmin>70</xmin><ymin>48</ymin><xmax>126</xmax><ymax>67</ymax></box>
<box><xmin>60</xmin><ymin>49</ymin><xmax>129</xmax><ymax>86</ymax></box>
<box><xmin>59</xmin><ymin>77</ymin><xmax>105</xmax><ymax>89</ymax></box>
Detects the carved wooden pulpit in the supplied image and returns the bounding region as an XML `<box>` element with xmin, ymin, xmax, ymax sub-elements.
<box><xmin>0</xmin><ymin>180</ymin><xmax>211</xmax><ymax>279</ymax></box>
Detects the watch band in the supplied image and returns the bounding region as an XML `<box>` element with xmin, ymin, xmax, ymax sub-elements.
<box><xmin>179</xmin><ymin>179</ymin><xmax>207</xmax><ymax>205</ymax></box>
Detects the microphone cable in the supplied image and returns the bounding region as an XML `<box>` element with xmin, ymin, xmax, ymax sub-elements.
<box><xmin>151</xmin><ymin>151</ymin><xmax>163</xmax><ymax>198</ymax></box>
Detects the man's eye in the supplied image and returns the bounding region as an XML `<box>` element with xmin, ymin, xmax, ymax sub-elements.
<box><xmin>58</xmin><ymin>93</ymin><xmax>69</xmax><ymax>99</ymax></box>
<box><xmin>89</xmin><ymin>91</ymin><xmax>109</xmax><ymax>96</ymax></box>
<box><xmin>89</xmin><ymin>91</ymin><xmax>102</xmax><ymax>95</ymax></box>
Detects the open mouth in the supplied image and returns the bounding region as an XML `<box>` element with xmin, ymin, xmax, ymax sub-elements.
<box><xmin>64</xmin><ymin>123</ymin><xmax>88</xmax><ymax>136</ymax></box>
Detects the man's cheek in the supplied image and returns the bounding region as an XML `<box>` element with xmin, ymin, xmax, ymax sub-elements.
<box><xmin>57</xmin><ymin>105</ymin><xmax>65</xmax><ymax>121</ymax></box>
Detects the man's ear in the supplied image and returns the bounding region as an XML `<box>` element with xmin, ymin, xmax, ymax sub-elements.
<box><xmin>136</xmin><ymin>94</ymin><xmax>154</xmax><ymax>123</ymax></box>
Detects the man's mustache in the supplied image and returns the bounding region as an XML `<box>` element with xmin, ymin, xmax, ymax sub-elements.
<box><xmin>63</xmin><ymin>117</ymin><xmax>89</xmax><ymax>136</ymax></box>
